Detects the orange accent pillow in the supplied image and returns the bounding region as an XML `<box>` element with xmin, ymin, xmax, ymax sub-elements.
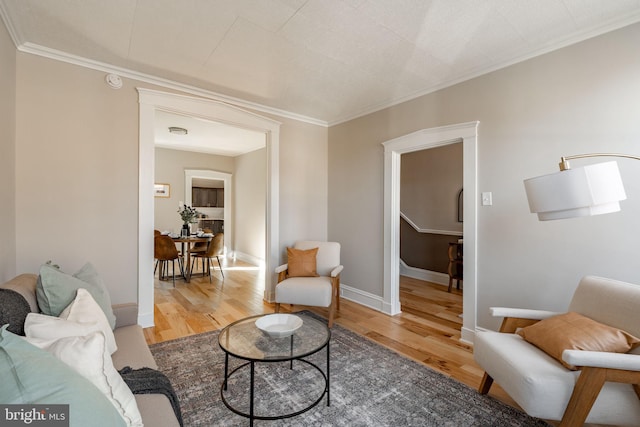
<box><xmin>286</xmin><ymin>247</ymin><xmax>319</xmax><ymax>278</ymax></box>
<box><xmin>517</xmin><ymin>312</ymin><xmax>640</xmax><ymax>370</ymax></box>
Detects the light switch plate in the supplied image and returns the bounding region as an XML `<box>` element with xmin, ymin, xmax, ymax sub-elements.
<box><xmin>482</xmin><ymin>192</ymin><xmax>493</xmax><ymax>206</ymax></box>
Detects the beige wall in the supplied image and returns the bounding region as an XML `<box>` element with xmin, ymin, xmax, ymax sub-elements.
<box><xmin>155</xmin><ymin>147</ymin><xmax>267</xmax><ymax>263</ymax></box>
<box><xmin>401</xmin><ymin>142</ymin><xmax>463</xmax><ymax>232</ymax></box>
<box><xmin>400</xmin><ymin>143</ymin><xmax>462</xmax><ymax>273</ymax></box>
<box><xmin>154</xmin><ymin>148</ymin><xmax>234</xmax><ymax>233</ymax></box>
<box><xmin>277</xmin><ymin>117</ymin><xmax>329</xmax><ymax>253</ymax></box>
<box><xmin>0</xmin><ymin>22</ymin><xmax>16</xmax><ymax>281</ymax></box>
<box><xmin>15</xmin><ymin>53</ymin><xmax>140</xmax><ymax>304</ymax></box>
<box><xmin>400</xmin><ymin>219</ymin><xmax>459</xmax><ymax>273</ymax></box>
<box><xmin>234</xmin><ymin>148</ymin><xmax>266</xmax><ymax>261</ymax></box>
<box><xmin>12</xmin><ymin>52</ymin><xmax>328</xmax><ymax>305</ymax></box>
<box><xmin>329</xmin><ymin>23</ymin><xmax>640</xmax><ymax>329</ymax></box>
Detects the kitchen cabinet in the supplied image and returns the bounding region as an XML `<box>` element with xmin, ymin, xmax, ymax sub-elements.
<box><xmin>192</xmin><ymin>187</ymin><xmax>224</xmax><ymax>207</ymax></box>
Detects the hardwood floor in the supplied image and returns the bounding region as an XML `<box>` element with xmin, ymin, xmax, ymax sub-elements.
<box><xmin>144</xmin><ymin>258</ymin><xmax>521</xmax><ymax>415</ymax></box>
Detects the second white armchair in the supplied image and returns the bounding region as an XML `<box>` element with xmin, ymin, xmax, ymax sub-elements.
<box><xmin>474</xmin><ymin>276</ymin><xmax>640</xmax><ymax>426</ymax></box>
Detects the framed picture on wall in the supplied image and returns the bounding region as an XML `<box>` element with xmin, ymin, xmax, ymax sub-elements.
<box><xmin>154</xmin><ymin>183</ymin><xmax>170</xmax><ymax>198</ymax></box>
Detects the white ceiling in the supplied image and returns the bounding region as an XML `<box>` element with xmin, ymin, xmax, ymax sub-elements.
<box><xmin>2</xmin><ymin>0</ymin><xmax>640</xmax><ymax>127</ymax></box>
<box><xmin>155</xmin><ymin>109</ymin><xmax>265</xmax><ymax>156</ymax></box>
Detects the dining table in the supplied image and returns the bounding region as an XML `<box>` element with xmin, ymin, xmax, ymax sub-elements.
<box><xmin>171</xmin><ymin>235</ymin><xmax>212</xmax><ymax>282</ymax></box>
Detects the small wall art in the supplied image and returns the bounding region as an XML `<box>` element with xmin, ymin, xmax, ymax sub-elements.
<box><xmin>154</xmin><ymin>183</ymin><xmax>170</xmax><ymax>198</ymax></box>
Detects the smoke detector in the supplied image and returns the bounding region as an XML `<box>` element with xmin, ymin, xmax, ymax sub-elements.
<box><xmin>168</xmin><ymin>127</ymin><xmax>188</xmax><ymax>135</ymax></box>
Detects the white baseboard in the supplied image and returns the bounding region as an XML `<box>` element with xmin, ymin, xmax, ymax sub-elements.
<box><xmin>138</xmin><ymin>311</ymin><xmax>154</xmax><ymax>328</ymax></box>
<box><xmin>399</xmin><ymin>260</ymin><xmax>449</xmax><ymax>287</ymax></box>
<box><xmin>340</xmin><ymin>284</ymin><xmax>387</xmax><ymax>313</ymax></box>
<box><xmin>461</xmin><ymin>327</ymin><xmax>476</xmax><ymax>345</ymax></box>
<box><xmin>233</xmin><ymin>250</ymin><xmax>264</xmax><ymax>268</ymax></box>
<box><xmin>340</xmin><ymin>282</ymin><xmax>476</xmax><ymax>347</ymax></box>
<box><xmin>339</xmin><ymin>264</ymin><xmax>453</xmax><ymax>316</ymax></box>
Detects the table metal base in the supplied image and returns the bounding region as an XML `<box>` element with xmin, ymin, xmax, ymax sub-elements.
<box><xmin>220</xmin><ymin>341</ymin><xmax>330</xmax><ymax>426</ymax></box>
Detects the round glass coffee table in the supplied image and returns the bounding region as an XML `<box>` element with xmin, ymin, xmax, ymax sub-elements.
<box><xmin>218</xmin><ymin>313</ymin><xmax>331</xmax><ymax>425</ymax></box>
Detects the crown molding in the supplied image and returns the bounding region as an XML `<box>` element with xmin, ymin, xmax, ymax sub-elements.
<box><xmin>4</xmin><ymin>6</ymin><xmax>640</xmax><ymax>128</ymax></box>
<box><xmin>0</xmin><ymin>1</ymin><xmax>21</xmax><ymax>48</ymax></box>
<box><xmin>15</xmin><ymin>42</ymin><xmax>328</xmax><ymax>128</ymax></box>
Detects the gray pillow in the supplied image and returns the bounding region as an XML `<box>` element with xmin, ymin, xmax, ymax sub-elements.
<box><xmin>0</xmin><ymin>288</ymin><xmax>31</xmax><ymax>335</ymax></box>
<box><xmin>36</xmin><ymin>263</ymin><xmax>116</xmax><ymax>329</ymax></box>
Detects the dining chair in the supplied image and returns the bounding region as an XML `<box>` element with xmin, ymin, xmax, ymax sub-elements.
<box><xmin>154</xmin><ymin>235</ymin><xmax>184</xmax><ymax>287</ymax></box>
<box><xmin>188</xmin><ymin>228</ymin><xmax>212</xmax><ymax>272</ymax></box>
<box><xmin>191</xmin><ymin>233</ymin><xmax>224</xmax><ymax>282</ymax></box>
<box><xmin>153</xmin><ymin>230</ymin><xmax>162</xmax><ymax>276</ymax></box>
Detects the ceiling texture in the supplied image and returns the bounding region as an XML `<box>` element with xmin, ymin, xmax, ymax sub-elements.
<box><xmin>2</xmin><ymin>0</ymin><xmax>640</xmax><ymax>127</ymax></box>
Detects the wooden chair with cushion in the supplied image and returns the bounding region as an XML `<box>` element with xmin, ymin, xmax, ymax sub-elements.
<box><xmin>189</xmin><ymin>228</ymin><xmax>212</xmax><ymax>271</ymax></box>
<box><xmin>474</xmin><ymin>276</ymin><xmax>640</xmax><ymax>426</ymax></box>
<box><xmin>447</xmin><ymin>242</ymin><xmax>463</xmax><ymax>292</ymax></box>
<box><xmin>153</xmin><ymin>230</ymin><xmax>162</xmax><ymax>276</ymax></box>
<box><xmin>191</xmin><ymin>233</ymin><xmax>224</xmax><ymax>282</ymax></box>
<box><xmin>274</xmin><ymin>241</ymin><xmax>343</xmax><ymax>328</ymax></box>
<box><xmin>154</xmin><ymin>235</ymin><xmax>184</xmax><ymax>287</ymax></box>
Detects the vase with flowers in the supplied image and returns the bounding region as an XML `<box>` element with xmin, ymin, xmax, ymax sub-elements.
<box><xmin>178</xmin><ymin>204</ymin><xmax>199</xmax><ymax>236</ymax></box>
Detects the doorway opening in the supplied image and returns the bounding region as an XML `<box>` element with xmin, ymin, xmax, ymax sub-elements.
<box><xmin>382</xmin><ymin>121</ymin><xmax>478</xmax><ymax>343</ymax></box>
<box><xmin>138</xmin><ymin>88</ymin><xmax>281</xmax><ymax>327</ymax></box>
<box><xmin>184</xmin><ymin>169</ymin><xmax>233</xmax><ymax>256</ymax></box>
<box><xmin>399</xmin><ymin>143</ymin><xmax>463</xmax><ymax>287</ymax></box>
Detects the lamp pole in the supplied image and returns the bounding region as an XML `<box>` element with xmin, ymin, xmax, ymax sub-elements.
<box><xmin>559</xmin><ymin>153</ymin><xmax>640</xmax><ymax>171</ymax></box>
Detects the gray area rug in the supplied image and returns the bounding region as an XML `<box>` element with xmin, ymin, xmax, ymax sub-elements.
<box><xmin>149</xmin><ymin>315</ymin><xmax>550</xmax><ymax>426</ymax></box>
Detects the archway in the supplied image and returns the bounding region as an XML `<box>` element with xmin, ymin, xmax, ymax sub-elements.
<box><xmin>137</xmin><ymin>88</ymin><xmax>281</xmax><ymax>327</ymax></box>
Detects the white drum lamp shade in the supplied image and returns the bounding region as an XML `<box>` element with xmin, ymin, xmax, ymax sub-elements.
<box><xmin>524</xmin><ymin>161</ymin><xmax>627</xmax><ymax>221</ymax></box>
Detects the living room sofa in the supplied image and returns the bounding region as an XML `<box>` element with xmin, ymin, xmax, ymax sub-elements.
<box><xmin>1</xmin><ymin>273</ymin><xmax>180</xmax><ymax>427</ymax></box>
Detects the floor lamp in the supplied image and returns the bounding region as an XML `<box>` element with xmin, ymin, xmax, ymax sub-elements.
<box><xmin>523</xmin><ymin>153</ymin><xmax>639</xmax><ymax>220</ymax></box>
<box><xmin>520</xmin><ymin>153</ymin><xmax>640</xmax><ymax>426</ymax></box>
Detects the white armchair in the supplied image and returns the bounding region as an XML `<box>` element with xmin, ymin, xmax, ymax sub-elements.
<box><xmin>474</xmin><ymin>276</ymin><xmax>640</xmax><ymax>426</ymax></box>
<box><xmin>274</xmin><ymin>241</ymin><xmax>343</xmax><ymax>327</ymax></box>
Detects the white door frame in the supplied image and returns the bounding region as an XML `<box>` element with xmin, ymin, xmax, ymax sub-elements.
<box><xmin>382</xmin><ymin>121</ymin><xmax>479</xmax><ymax>343</ymax></box>
<box><xmin>184</xmin><ymin>169</ymin><xmax>233</xmax><ymax>255</ymax></box>
<box><xmin>137</xmin><ymin>88</ymin><xmax>281</xmax><ymax>327</ymax></box>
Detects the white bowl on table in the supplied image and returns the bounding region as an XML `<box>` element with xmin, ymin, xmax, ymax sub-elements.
<box><xmin>255</xmin><ymin>314</ymin><xmax>303</xmax><ymax>338</ymax></box>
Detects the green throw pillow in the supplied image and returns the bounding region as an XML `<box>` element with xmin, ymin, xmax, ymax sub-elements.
<box><xmin>0</xmin><ymin>325</ymin><xmax>126</xmax><ymax>427</ymax></box>
<box><xmin>36</xmin><ymin>263</ymin><xmax>116</xmax><ymax>329</ymax></box>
